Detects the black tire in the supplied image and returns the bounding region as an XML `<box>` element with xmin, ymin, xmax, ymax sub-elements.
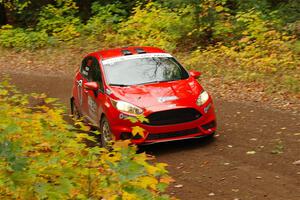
<box><xmin>71</xmin><ymin>100</ymin><xmax>81</xmax><ymax>120</ymax></box>
<box><xmin>100</xmin><ymin>116</ymin><xmax>113</xmax><ymax>147</ymax></box>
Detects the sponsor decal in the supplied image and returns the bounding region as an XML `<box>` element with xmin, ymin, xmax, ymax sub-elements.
<box><xmin>88</xmin><ymin>96</ymin><xmax>97</xmax><ymax>116</ymax></box>
<box><xmin>82</xmin><ymin>70</ymin><xmax>88</xmax><ymax>76</ymax></box>
<box><xmin>77</xmin><ymin>80</ymin><xmax>83</xmax><ymax>106</ymax></box>
<box><xmin>158</xmin><ymin>96</ymin><xmax>178</xmax><ymax>103</ymax></box>
<box><xmin>102</xmin><ymin>53</ymin><xmax>173</xmax><ymax>65</ymax></box>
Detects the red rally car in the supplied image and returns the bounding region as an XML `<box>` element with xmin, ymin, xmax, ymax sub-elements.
<box><xmin>71</xmin><ymin>46</ymin><xmax>216</xmax><ymax>146</ymax></box>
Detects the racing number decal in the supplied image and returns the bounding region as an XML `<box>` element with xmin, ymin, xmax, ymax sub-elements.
<box><xmin>77</xmin><ymin>80</ymin><xmax>83</xmax><ymax>106</ymax></box>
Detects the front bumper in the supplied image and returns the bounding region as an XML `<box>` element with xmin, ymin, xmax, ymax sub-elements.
<box><xmin>107</xmin><ymin>100</ymin><xmax>217</xmax><ymax>145</ymax></box>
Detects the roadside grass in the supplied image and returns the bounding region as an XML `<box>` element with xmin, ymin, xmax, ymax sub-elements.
<box><xmin>181</xmin><ymin>42</ymin><xmax>300</xmax><ymax>96</ymax></box>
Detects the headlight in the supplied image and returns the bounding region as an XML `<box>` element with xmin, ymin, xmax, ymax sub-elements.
<box><xmin>110</xmin><ymin>99</ymin><xmax>143</xmax><ymax>115</ymax></box>
<box><xmin>196</xmin><ymin>91</ymin><xmax>209</xmax><ymax>106</ymax></box>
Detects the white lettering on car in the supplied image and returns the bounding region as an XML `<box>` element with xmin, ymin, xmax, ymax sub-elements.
<box><xmin>82</xmin><ymin>70</ymin><xmax>88</xmax><ymax>76</ymax></box>
<box><xmin>102</xmin><ymin>53</ymin><xmax>173</xmax><ymax>65</ymax></box>
<box><xmin>158</xmin><ymin>96</ymin><xmax>178</xmax><ymax>103</ymax></box>
<box><xmin>77</xmin><ymin>80</ymin><xmax>83</xmax><ymax>106</ymax></box>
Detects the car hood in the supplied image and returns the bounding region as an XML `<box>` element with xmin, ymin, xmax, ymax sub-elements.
<box><xmin>109</xmin><ymin>78</ymin><xmax>202</xmax><ymax>109</ymax></box>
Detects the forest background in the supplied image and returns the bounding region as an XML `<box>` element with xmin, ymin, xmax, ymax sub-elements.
<box><xmin>0</xmin><ymin>0</ymin><xmax>299</xmax><ymax>95</ymax></box>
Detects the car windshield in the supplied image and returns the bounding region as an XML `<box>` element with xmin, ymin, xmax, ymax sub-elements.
<box><xmin>103</xmin><ymin>55</ymin><xmax>189</xmax><ymax>86</ymax></box>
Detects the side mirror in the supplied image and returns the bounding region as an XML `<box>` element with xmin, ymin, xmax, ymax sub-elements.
<box><xmin>84</xmin><ymin>82</ymin><xmax>99</xmax><ymax>91</ymax></box>
<box><xmin>189</xmin><ymin>70</ymin><xmax>201</xmax><ymax>79</ymax></box>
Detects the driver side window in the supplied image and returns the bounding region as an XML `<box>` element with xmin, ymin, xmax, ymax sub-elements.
<box><xmin>80</xmin><ymin>56</ymin><xmax>104</xmax><ymax>91</ymax></box>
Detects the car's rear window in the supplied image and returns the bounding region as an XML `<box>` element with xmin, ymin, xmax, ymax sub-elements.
<box><xmin>103</xmin><ymin>54</ymin><xmax>189</xmax><ymax>86</ymax></box>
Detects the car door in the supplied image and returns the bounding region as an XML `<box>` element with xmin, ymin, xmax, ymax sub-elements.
<box><xmin>77</xmin><ymin>56</ymin><xmax>94</xmax><ymax>117</ymax></box>
<box><xmin>84</xmin><ymin>56</ymin><xmax>105</xmax><ymax>124</ymax></box>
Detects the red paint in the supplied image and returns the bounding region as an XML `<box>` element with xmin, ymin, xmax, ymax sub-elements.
<box><xmin>84</xmin><ymin>82</ymin><xmax>99</xmax><ymax>91</ymax></box>
<box><xmin>189</xmin><ymin>70</ymin><xmax>201</xmax><ymax>79</ymax></box>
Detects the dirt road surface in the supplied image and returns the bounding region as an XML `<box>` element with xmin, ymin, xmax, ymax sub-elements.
<box><xmin>2</xmin><ymin>71</ymin><xmax>300</xmax><ymax>200</ymax></box>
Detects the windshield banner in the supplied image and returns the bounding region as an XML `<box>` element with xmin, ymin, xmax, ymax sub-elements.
<box><xmin>102</xmin><ymin>53</ymin><xmax>173</xmax><ymax>65</ymax></box>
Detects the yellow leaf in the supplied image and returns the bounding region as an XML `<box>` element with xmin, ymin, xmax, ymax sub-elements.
<box><xmin>122</xmin><ymin>192</ymin><xmax>138</xmax><ymax>200</ymax></box>
<box><xmin>0</xmin><ymin>89</ymin><xmax>8</xmax><ymax>96</ymax></box>
<box><xmin>133</xmin><ymin>152</ymin><xmax>148</xmax><ymax>164</ymax></box>
<box><xmin>76</xmin><ymin>133</ymin><xmax>96</xmax><ymax>142</ymax></box>
<box><xmin>139</xmin><ymin>176</ymin><xmax>158</xmax><ymax>190</ymax></box>
<box><xmin>74</xmin><ymin>121</ymin><xmax>90</xmax><ymax>131</ymax></box>
<box><xmin>146</xmin><ymin>165</ymin><xmax>159</xmax><ymax>175</ymax></box>
<box><xmin>113</xmin><ymin>140</ymin><xmax>131</xmax><ymax>148</ymax></box>
<box><xmin>132</xmin><ymin>126</ymin><xmax>145</xmax><ymax>138</ymax></box>
<box><xmin>136</xmin><ymin>115</ymin><xmax>149</xmax><ymax>123</ymax></box>
<box><xmin>125</xmin><ymin>116</ymin><xmax>138</xmax><ymax>123</ymax></box>
<box><xmin>156</xmin><ymin>162</ymin><xmax>168</xmax><ymax>168</ymax></box>
<box><xmin>215</xmin><ymin>5</ymin><xmax>224</xmax><ymax>12</ymax></box>
<box><xmin>45</xmin><ymin>97</ymin><xmax>58</xmax><ymax>104</ymax></box>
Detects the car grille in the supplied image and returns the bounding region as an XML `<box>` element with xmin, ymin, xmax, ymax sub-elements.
<box><xmin>144</xmin><ymin>108</ymin><xmax>202</xmax><ymax>126</ymax></box>
<box><xmin>146</xmin><ymin>128</ymin><xmax>199</xmax><ymax>140</ymax></box>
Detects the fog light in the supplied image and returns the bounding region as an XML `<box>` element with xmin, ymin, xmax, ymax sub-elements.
<box><xmin>202</xmin><ymin>121</ymin><xmax>216</xmax><ymax>130</ymax></box>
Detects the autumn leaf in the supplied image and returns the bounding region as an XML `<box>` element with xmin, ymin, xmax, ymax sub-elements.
<box><xmin>139</xmin><ymin>176</ymin><xmax>158</xmax><ymax>190</ymax></box>
<box><xmin>136</xmin><ymin>115</ymin><xmax>149</xmax><ymax>123</ymax></box>
<box><xmin>44</xmin><ymin>97</ymin><xmax>58</xmax><ymax>104</ymax></box>
<box><xmin>126</xmin><ymin>116</ymin><xmax>138</xmax><ymax>123</ymax></box>
<box><xmin>113</xmin><ymin>140</ymin><xmax>131</xmax><ymax>148</ymax></box>
<box><xmin>160</xmin><ymin>176</ymin><xmax>175</xmax><ymax>184</ymax></box>
<box><xmin>215</xmin><ymin>5</ymin><xmax>224</xmax><ymax>12</ymax></box>
<box><xmin>132</xmin><ymin>126</ymin><xmax>145</xmax><ymax>138</ymax></box>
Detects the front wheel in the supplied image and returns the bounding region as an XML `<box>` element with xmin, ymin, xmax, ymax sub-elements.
<box><xmin>71</xmin><ymin>99</ymin><xmax>81</xmax><ymax>120</ymax></box>
<box><xmin>100</xmin><ymin>116</ymin><xmax>113</xmax><ymax>147</ymax></box>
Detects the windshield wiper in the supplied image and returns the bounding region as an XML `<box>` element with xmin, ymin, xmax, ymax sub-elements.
<box><xmin>109</xmin><ymin>83</ymin><xmax>129</xmax><ymax>87</ymax></box>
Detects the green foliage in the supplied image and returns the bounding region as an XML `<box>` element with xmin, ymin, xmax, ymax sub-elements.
<box><xmin>0</xmin><ymin>0</ymin><xmax>31</xmax><ymax>11</ymax></box>
<box><xmin>36</xmin><ymin>0</ymin><xmax>81</xmax><ymax>41</ymax></box>
<box><xmin>185</xmin><ymin>34</ymin><xmax>300</xmax><ymax>93</ymax></box>
<box><xmin>0</xmin><ymin>80</ymin><xmax>173</xmax><ymax>200</ymax></box>
<box><xmin>106</xmin><ymin>2</ymin><xmax>194</xmax><ymax>51</ymax></box>
<box><xmin>0</xmin><ymin>25</ymin><xmax>50</xmax><ymax>50</ymax></box>
<box><xmin>82</xmin><ymin>3</ymin><xmax>127</xmax><ymax>41</ymax></box>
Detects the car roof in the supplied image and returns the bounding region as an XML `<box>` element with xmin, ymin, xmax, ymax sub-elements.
<box><xmin>88</xmin><ymin>46</ymin><xmax>167</xmax><ymax>60</ymax></box>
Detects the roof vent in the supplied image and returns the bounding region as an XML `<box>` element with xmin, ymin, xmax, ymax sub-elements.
<box><xmin>121</xmin><ymin>49</ymin><xmax>132</xmax><ymax>56</ymax></box>
<box><xmin>135</xmin><ymin>48</ymin><xmax>146</xmax><ymax>54</ymax></box>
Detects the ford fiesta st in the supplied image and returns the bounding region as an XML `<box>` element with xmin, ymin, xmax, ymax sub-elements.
<box><xmin>71</xmin><ymin>46</ymin><xmax>216</xmax><ymax>146</ymax></box>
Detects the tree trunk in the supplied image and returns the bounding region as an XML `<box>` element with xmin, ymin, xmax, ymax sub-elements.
<box><xmin>3</xmin><ymin>5</ymin><xmax>15</xmax><ymax>25</ymax></box>
<box><xmin>76</xmin><ymin>0</ymin><xmax>92</xmax><ymax>22</ymax></box>
<box><xmin>0</xmin><ymin>3</ymin><xmax>7</xmax><ymax>25</ymax></box>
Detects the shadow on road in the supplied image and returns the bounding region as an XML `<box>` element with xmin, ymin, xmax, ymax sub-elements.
<box><xmin>138</xmin><ymin>136</ymin><xmax>216</xmax><ymax>156</ymax></box>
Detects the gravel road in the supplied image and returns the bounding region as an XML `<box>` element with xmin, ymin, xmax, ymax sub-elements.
<box><xmin>3</xmin><ymin>71</ymin><xmax>300</xmax><ymax>200</ymax></box>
